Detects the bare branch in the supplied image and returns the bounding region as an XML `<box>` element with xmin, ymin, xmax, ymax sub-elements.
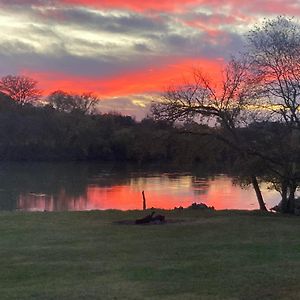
<box><xmin>0</xmin><ymin>75</ymin><xmax>41</xmax><ymax>105</ymax></box>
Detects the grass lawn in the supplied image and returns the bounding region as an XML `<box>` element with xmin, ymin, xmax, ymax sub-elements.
<box><xmin>1</xmin><ymin>209</ymin><xmax>300</xmax><ymax>300</ymax></box>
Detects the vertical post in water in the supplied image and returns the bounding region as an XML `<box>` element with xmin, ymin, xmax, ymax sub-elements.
<box><xmin>142</xmin><ymin>190</ymin><xmax>146</xmax><ymax>210</ymax></box>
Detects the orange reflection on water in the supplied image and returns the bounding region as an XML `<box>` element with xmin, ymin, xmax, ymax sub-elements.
<box><xmin>197</xmin><ymin>177</ymin><xmax>256</xmax><ymax>209</ymax></box>
<box><xmin>17</xmin><ymin>175</ymin><xmax>278</xmax><ymax>211</ymax></box>
<box><xmin>87</xmin><ymin>186</ymin><xmax>193</xmax><ymax>210</ymax></box>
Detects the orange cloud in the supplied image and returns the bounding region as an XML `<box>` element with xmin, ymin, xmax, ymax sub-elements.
<box><xmin>25</xmin><ymin>58</ymin><xmax>224</xmax><ymax>98</ymax></box>
<box><xmin>61</xmin><ymin>0</ymin><xmax>200</xmax><ymax>12</ymax></box>
<box><xmin>59</xmin><ymin>0</ymin><xmax>300</xmax><ymax>17</ymax></box>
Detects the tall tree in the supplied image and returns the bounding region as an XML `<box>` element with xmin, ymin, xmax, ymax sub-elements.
<box><xmin>246</xmin><ymin>16</ymin><xmax>300</xmax><ymax>213</ymax></box>
<box><xmin>151</xmin><ymin>59</ymin><xmax>268</xmax><ymax>211</ymax></box>
<box><xmin>247</xmin><ymin>16</ymin><xmax>300</xmax><ymax>128</ymax></box>
<box><xmin>0</xmin><ymin>75</ymin><xmax>41</xmax><ymax>105</ymax></box>
<box><xmin>151</xmin><ymin>17</ymin><xmax>300</xmax><ymax>213</ymax></box>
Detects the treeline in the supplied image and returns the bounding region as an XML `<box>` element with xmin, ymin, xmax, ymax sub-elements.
<box><xmin>0</xmin><ymin>93</ymin><xmax>231</xmax><ymax>163</ymax></box>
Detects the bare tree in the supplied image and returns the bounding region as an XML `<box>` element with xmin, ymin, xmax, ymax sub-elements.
<box><xmin>246</xmin><ymin>16</ymin><xmax>300</xmax><ymax>213</ymax></box>
<box><xmin>48</xmin><ymin>90</ymin><xmax>99</xmax><ymax>115</ymax></box>
<box><xmin>151</xmin><ymin>58</ymin><xmax>268</xmax><ymax>211</ymax></box>
<box><xmin>0</xmin><ymin>75</ymin><xmax>41</xmax><ymax>105</ymax></box>
<box><xmin>247</xmin><ymin>16</ymin><xmax>300</xmax><ymax>127</ymax></box>
<box><xmin>72</xmin><ymin>92</ymin><xmax>99</xmax><ymax>115</ymax></box>
<box><xmin>152</xmin><ymin>59</ymin><xmax>254</xmax><ymax>127</ymax></box>
<box><xmin>152</xmin><ymin>17</ymin><xmax>300</xmax><ymax>214</ymax></box>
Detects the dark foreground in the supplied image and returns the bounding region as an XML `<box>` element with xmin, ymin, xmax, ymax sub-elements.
<box><xmin>1</xmin><ymin>209</ymin><xmax>300</xmax><ymax>300</ymax></box>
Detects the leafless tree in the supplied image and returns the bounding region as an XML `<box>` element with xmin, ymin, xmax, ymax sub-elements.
<box><xmin>73</xmin><ymin>92</ymin><xmax>99</xmax><ymax>115</ymax></box>
<box><xmin>246</xmin><ymin>16</ymin><xmax>300</xmax><ymax>213</ymax></box>
<box><xmin>0</xmin><ymin>75</ymin><xmax>41</xmax><ymax>105</ymax></box>
<box><xmin>151</xmin><ymin>58</ymin><xmax>268</xmax><ymax>211</ymax></box>
<box><xmin>247</xmin><ymin>16</ymin><xmax>300</xmax><ymax>128</ymax></box>
<box><xmin>152</xmin><ymin>17</ymin><xmax>300</xmax><ymax>214</ymax></box>
<box><xmin>152</xmin><ymin>59</ymin><xmax>254</xmax><ymax>127</ymax></box>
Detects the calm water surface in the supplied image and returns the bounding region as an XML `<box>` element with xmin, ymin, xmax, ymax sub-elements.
<box><xmin>0</xmin><ymin>162</ymin><xmax>280</xmax><ymax>211</ymax></box>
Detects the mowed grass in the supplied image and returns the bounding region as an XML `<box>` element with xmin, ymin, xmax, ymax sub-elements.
<box><xmin>1</xmin><ymin>210</ymin><xmax>300</xmax><ymax>300</ymax></box>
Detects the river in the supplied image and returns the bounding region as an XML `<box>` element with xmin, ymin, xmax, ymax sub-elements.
<box><xmin>0</xmin><ymin>162</ymin><xmax>279</xmax><ymax>211</ymax></box>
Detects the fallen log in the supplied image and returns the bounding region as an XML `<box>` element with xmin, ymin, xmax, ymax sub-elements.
<box><xmin>152</xmin><ymin>214</ymin><xmax>165</xmax><ymax>222</ymax></box>
<box><xmin>135</xmin><ymin>211</ymin><xmax>155</xmax><ymax>224</ymax></box>
<box><xmin>135</xmin><ymin>212</ymin><xmax>165</xmax><ymax>224</ymax></box>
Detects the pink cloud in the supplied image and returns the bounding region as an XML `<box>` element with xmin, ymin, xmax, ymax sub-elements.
<box><xmin>60</xmin><ymin>0</ymin><xmax>199</xmax><ymax>12</ymax></box>
<box><xmin>57</xmin><ymin>0</ymin><xmax>300</xmax><ymax>16</ymax></box>
<box><xmin>24</xmin><ymin>57</ymin><xmax>224</xmax><ymax>98</ymax></box>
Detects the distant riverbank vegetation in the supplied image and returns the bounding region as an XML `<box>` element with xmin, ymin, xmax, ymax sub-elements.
<box><xmin>0</xmin><ymin>91</ymin><xmax>230</xmax><ymax>165</ymax></box>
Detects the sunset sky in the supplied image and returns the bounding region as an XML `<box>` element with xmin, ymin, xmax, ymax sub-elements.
<box><xmin>1</xmin><ymin>0</ymin><xmax>300</xmax><ymax>119</ymax></box>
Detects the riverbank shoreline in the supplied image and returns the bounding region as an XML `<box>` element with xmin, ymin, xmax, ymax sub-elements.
<box><xmin>1</xmin><ymin>209</ymin><xmax>300</xmax><ymax>299</ymax></box>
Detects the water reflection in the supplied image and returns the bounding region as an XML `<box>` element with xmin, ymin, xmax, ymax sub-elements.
<box><xmin>0</xmin><ymin>162</ymin><xmax>279</xmax><ymax>211</ymax></box>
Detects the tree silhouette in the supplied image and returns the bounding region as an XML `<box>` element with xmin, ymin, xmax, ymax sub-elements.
<box><xmin>0</xmin><ymin>75</ymin><xmax>41</xmax><ymax>105</ymax></box>
<box><xmin>246</xmin><ymin>16</ymin><xmax>300</xmax><ymax>213</ymax></box>
<box><xmin>151</xmin><ymin>17</ymin><xmax>300</xmax><ymax>213</ymax></box>
<box><xmin>48</xmin><ymin>90</ymin><xmax>99</xmax><ymax>115</ymax></box>
<box><xmin>151</xmin><ymin>59</ymin><xmax>268</xmax><ymax>211</ymax></box>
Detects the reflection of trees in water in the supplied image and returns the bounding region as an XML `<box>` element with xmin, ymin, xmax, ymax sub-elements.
<box><xmin>129</xmin><ymin>171</ymin><xmax>214</xmax><ymax>201</ymax></box>
<box><xmin>0</xmin><ymin>162</ymin><xmax>224</xmax><ymax>211</ymax></box>
<box><xmin>0</xmin><ymin>162</ymin><xmax>88</xmax><ymax>195</ymax></box>
<box><xmin>191</xmin><ymin>177</ymin><xmax>210</xmax><ymax>197</ymax></box>
<box><xmin>0</xmin><ymin>162</ymin><xmax>138</xmax><ymax>211</ymax></box>
<box><xmin>0</xmin><ymin>162</ymin><xmax>128</xmax><ymax>211</ymax></box>
<box><xmin>18</xmin><ymin>193</ymin><xmax>53</xmax><ymax>211</ymax></box>
<box><xmin>18</xmin><ymin>189</ymin><xmax>89</xmax><ymax>211</ymax></box>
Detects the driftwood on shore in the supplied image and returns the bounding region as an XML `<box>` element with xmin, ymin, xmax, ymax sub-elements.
<box><xmin>135</xmin><ymin>211</ymin><xmax>165</xmax><ymax>224</ymax></box>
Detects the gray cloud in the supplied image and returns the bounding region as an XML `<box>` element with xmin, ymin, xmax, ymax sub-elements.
<box><xmin>34</xmin><ymin>6</ymin><xmax>168</xmax><ymax>35</ymax></box>
<box><xmin>159</xmin><ymin>30</ymin><xmax>244</xmax><ymax>59</ymax></box>
<box><xmin>133</xmin><ymin>42</ymin><xmax>152</xmax><ymax>52</ymax></box>
<box><xmin>0</xmin><ymin>42</ymin><xmax>169</xmax><ymax>78</ymax></box>
<box><xmin>0</xmin><ymin>40</ymin><xmax>36</xmax><ymax>54</ymax></box>
<box><xmin>183</xmin><ymin>11</ymin><xmax>243</xmax><ymax>26</ymax></box>
<box><xmin>0</xmin><ymin>2</ymin><xmax>246</xmax><ymax>62</ymax></box>
<box><xmin>0</xmin><ymin>0</ymin><xmax>49</xmax><ymax>5</ymax></box>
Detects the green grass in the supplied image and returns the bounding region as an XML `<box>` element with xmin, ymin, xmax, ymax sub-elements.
<box><xmin>1</xmin><ymin>209</ymin><xmax>300</xmax><ymax>299</ymax></box>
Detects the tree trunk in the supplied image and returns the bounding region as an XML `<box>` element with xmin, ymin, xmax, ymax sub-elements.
<box><xmin>251</xmin><ymin>175</ymin><xmax>268</xmax><ymax>211</ymax></box>
<box><xmin>280</xmin><ymin>181</ymin><xmax>289</xmax><ymax>213</ymax></box>
<box><xmin>287</xmin><ymin>183</ymin><xmax>297</xmax><ymax>214</ymax></box>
